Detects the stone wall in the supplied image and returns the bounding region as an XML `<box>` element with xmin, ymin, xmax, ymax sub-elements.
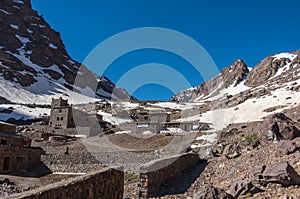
<box><xmin>0</xmin><ymin>122</ymin><xmax>16</xmax><ymax>133</ymax></box>
<box><xmin>0</xmin><ymin>146</ymin><xmax>44</xmax><ymax>173</ymax></box>
<box><xmin>6</xmin><ymin>168</ymin><xmax>124</xmax><ymax>199</ymax></box>
<box><xmin>138</xmin><ymin>153</ymin><xmax>200</xmax><ymax>198</ymax></box>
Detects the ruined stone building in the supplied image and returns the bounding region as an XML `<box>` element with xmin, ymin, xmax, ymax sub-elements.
<box><xmin>49</xmin><ymin>97</ymin><xmax>75</xmax><ymax>128</ymax></box>
<box><xmin>0</xmin><ymin>122</ymin><xmax>44</xmax><ymax>174</ymax></box>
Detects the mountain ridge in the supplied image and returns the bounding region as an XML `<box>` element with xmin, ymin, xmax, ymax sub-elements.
<box><xmin>0</xmin><ymin>0</ymin><xmax>132</xmax><ymax>105</ymax></box>
<box><xmin>171</xmin><ymin>50</ymin><xmax>300</xmax><ymax>103</ymax></box>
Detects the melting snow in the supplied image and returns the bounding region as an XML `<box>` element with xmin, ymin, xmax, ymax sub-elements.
<box><xmin>15</xmin><ymin>34</ymin><xmax>30</xmax><ymax>44</ymax></box>
<box><xmin>272</xmin><ymin>52</ymin><xmax>297</xmax><ymax>61</ymax></box>
<box><xmin>13</xmin><ymin>0</ymin><xmax>24</xmax><ymax>4</ymax></box>
<box><xmin>0</xmin><ymin>104</ymin><xmax>50</xmax><ymax>121</ymax></box>
<box><xmin>200</xmin><ymin>85</ymin><xmax>300</xmax><ymax>131</ymax></box>
<box><xmin>97</xmin><ymin>110</ymin><xmax>132</xmax><ymax>125</ymax></box>
<box><xmin>0</xmin><ymin>9</ymin><xmax>12</xmax><ymax>15</ymax></box>
<box><xmin>10</xmin><ymin>24</ymin><xmax>19</xmax><ymax>29</ymax></box>
<box><xmin>203</xmin><ymin>80</ymin><xmax>250</xmax><ymax>102</ymax></box>
<box><xmin>26</xmin><ymin>28</ymin><xmax>33</xmax><ymax>33</ymax></box>
<box><xmin>48</xmin><ymin>43</ymin><xmax>58</xmax><ymax>49</ymax></box>
<box><xmin>13</xmin><ymin>5</ymin><xmax>20</xmax><ymax>9</ymax></box>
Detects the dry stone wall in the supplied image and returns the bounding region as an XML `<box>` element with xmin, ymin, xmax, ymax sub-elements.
<box><xmin>138</xmin><ymin>153</ymin><xmax>200</xmax><ymax>198</ymax></box>
<box><xmin>6</xmin><ymin>168</ymin><xmax>124</xmax><ymax>199</ymax></box>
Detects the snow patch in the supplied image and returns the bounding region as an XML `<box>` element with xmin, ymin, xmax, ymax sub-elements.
<box><xmin>0</xmin><ymin>9</ymin><xmax>12</xmax><ymax>15</ymax></box>
<box><xmin>10</xmin><ymin>24</ymin><xmax>19</xmax><ymax>29</ymax></box>
<box><xmin>0</xmin><ymin>104</ymin><xmax>50</xmax><ymax>121</ymax></box>
<box><xmin>48</xmin><ymin>43</ymin><xmax>58</xmax><ymax>49</ymax></box>
<box><xmin>97</xmin><ymin>110</ymin><xmax>132</xmax><ymax>125</ymax></box>
<box><xmin>272</xmin><ymin>52</ymin><xmax>297</xmax><ymax>61</ymax></box>
<box><xmin>15</xmin><ymin>35</ymin><xmax>30</xmax><ymax>44</ymax></box>
<box><xmin>13</xmin><ymin>0</ymin><xmax>24</xmax><ymax>4</ymax></box>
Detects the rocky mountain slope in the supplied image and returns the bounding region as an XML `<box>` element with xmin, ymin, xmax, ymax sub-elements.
<box><xmin>172</xmin><ymin>50</ymin><xmax>300</xmax><ymax>103</ymax></box>
<box><xmin>0</xmin><ymin>0</ymin><xmax>131</xmax><ymax>105</ymax></box>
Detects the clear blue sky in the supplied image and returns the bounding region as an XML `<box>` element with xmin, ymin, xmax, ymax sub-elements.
<box><xmin>31</xmin><ymin>0</ymin><xmax>300</xmax><ymax>100</ymax></box>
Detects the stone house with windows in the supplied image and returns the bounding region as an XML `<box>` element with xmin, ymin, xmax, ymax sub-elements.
<box><xmin>0</xmin><ymin>122</ymin><xmax>44</xmax><ymax>174</ymax></box>
<box><xmin>49</xmin><ymin>97</ymin><xmax>75</xmax><ymax>129</ymax></box>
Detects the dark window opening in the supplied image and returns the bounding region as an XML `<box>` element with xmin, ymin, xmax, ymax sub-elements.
<box><xmin>59</xmin><ymin>109</ymin><xmax>62</xmax><ymax>113</ymax></box>
<box><xmin>60</xmin><ymin>117</ymin><xmax>63</xmax><ymax>120</ymax></box>
<box><xmin>1</xmin><ymin>140</ymin><xmax>7</xmax><ymax>145</ymax></box>
<box><xmin>16</xmin><ymin>157</ymin><xmax>24</xmax><ymax>163</ymax></box>
<box><xmin>57</xmin><ymin>117</ymin><xmax>59</xmax><ymax>121</ymax></box>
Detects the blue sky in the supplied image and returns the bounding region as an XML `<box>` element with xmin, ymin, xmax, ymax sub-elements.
<box><xmin>31</xmin><ymin>0</ymin><xmax>300</xmax><ymax>100</ymax></box>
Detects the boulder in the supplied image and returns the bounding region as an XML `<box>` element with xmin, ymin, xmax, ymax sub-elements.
<box><xmin>274</xmin><ymin>140</ymin><xmax>296</xmax><ymax>157</ymax></box>
<box><xmin>212</xmin><ymin>143</ymin><xmax>225</xmax><ymax>157</ymax></box>
<box><xmin>263</xmin><ymin>113</ymin><xmax>300</xmax><ymax>141</ymax></box>
<box><xmin>253</xmin><ymin>162</ymin><xmax>300</xmax><ymax>187</ymax></box>
<box><xmin>229</xmin><ymin>179</ymin><xmax>263</xmax><ymax>198</ymax></box>
<box><xmin>223</xmin><ymin>144</ymin><xmax>241</xmax><ymax>159</ymax></box>
<box><xmin>195</xmin><ymin>184</ymin><xmax>233</xmax><ymax>199</ymax></box>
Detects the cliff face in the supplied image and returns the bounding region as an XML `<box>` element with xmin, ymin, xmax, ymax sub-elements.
<box><xmin>0</xmin><ymin>0</ymin><xmax>131</xmax><ymax>104</ymax></box>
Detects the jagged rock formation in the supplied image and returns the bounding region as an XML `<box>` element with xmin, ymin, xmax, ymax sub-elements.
<box><xmin>170</xmin><ymin>59</ymin><xmax>249</xmax><ymax>102</ymax></box>
<box><xmin>171</xmin><ymin>51</ymin><xmax>300</xmax><ymax>103</ymax></box>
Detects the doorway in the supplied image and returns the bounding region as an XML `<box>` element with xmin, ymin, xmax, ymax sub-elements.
<box><xmin>3</xmin><ymin>157</ymin><xmax>10</xmax><ymax>172</ymax></box>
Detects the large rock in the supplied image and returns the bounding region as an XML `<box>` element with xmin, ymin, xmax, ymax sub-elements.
<box><xmin>223</xmin><ymin>144</ymin><xmax>241</xmax><ymax>159</ymax></box>
<box><xmin>274</xmin><ymin>140</ymin><xmax>296</xmax><ymax>157</ymax></box>
<box><xmin>195</xmin><ymin>184</ymin><xmax>233</xmax><ymax>199</ymax></box>
<box><xmin>253</xmin><ymin>162</ymin><xmax>300</xmax><ymax>187</ymax></box>
<box><xmin>263</xmin><ymin>113</ymin><xmax>300</xmax><ymax>141</ymax></box>
<box><xmin>229</xmin><ymin>179</ymin><xmax>263</xmax><ymax>198</ymax></box>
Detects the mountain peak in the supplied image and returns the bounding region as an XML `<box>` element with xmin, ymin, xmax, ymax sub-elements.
<box><xmin>245</xmin><ymin>51</ymin><xmax>298</xmax><ymax>87</ymax></box>
<box><xmin>0</xmin><ymin>0</ymin><xmax>132</xmax><ymax>104</ymax></box>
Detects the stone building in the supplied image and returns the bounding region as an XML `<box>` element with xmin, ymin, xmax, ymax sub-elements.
<box><xmin>49</xmin><ymin>97</ymin><xmax>75</xmax><ymax>129</ymax></box>
<box><xmin>134</xmin><ymin>111</ymin><xmax>170</xmax><ymax>123</ymax></box>
<box><xmin>0</xmin><ymin>122</ymin><xmax>44</xmax><ymax>174</ymax></box>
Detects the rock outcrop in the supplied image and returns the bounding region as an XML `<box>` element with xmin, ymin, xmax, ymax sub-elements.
<box><xmin>253</xmin><ymin>162</ymin><xmax>300</xmax><ymax>187</ymax></box>
<box><xmin>171</xmin><ymin>59</ymin><xmax>249</xmax><ymax>102</ymax></box>
<box><xmin>263</xmin><ymin>113</ymin><xmax>300</xmax><ymax>141</ymax></box>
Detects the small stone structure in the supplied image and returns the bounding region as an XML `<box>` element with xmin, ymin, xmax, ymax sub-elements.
<box><xmin>0</xmin><ymin>122</ymin><xmax>44</xmax><ymax>174</ymax></box>
<box><xmin>6</xmin><ymin>168</ymin><xmax>124</xmax><ymax>199</ymax></box>
<box><xmin>49</xmin><ymin>97</ymin><xmax>75</xmax><ymax>129</ymax></box>
<box><xmin>138</xmin><ymin>153</ymin><xmax>200</xmax><ymax>198</ymax></box>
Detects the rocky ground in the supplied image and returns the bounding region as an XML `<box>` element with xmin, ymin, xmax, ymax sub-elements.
<box><xmin>123</xmin><ymin>107</ymin><xmax>300</xmax><ymax>199</ymax></box>
<box><xmin>2</xmin><ymin>106</ymin><xmax>299</xmax><ymax>198</ymax></box>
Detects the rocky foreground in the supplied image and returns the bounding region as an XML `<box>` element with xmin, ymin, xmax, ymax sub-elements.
<box><xmin>123</xmin><ymin>106</ymin><xmax>300</xmax><ymax>199</ymax></box>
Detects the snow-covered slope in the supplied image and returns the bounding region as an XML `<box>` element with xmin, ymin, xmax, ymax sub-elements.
<box><xmin>0</xmin><ymin>0</ymin><xmax>131</xmax><ymax>106</ymax></box>
<box><xmin>172</xmin><ymin>50</ymin><xmax>300</xmax><ymax>131</ymax></box>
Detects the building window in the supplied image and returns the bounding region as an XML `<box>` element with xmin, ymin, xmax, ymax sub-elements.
<box><xmin>57</xmin><ymin>117</ymin><xmax>59</xmax><ymax>121</ymax></box>
<box><xmin>59</xmin><ymin>109</ymin><xmax>62</xmax><ymax>113</ymax></box>
<box><xmin>16</xmin><ymin>157</ymin><xmax>24</xmax><ymax>163</ymax></box>
<box><xmin>1</xmin><ymin>140</ymin><xmax>7</xmax><ymax>145</ymax></box>
<box><xmin>60</xmin><ymin>117</ymin><xmax>63</xmax><ymax>120</ymax></box>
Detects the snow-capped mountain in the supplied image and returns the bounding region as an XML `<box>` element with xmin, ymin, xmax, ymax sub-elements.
<box><xmin>0</xmin><ymin>0</ymin><xmax>131</xmax><ymax>105</ymax></box>
<box><xmin>172</xmin><ymin>50</ymin><xmax>300</xmax><ymax>103</ymax></box>
<box><xmin>171</xmin><ymin>50</ymin><xmax>300</xmax><ymax>132</ymax></box>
